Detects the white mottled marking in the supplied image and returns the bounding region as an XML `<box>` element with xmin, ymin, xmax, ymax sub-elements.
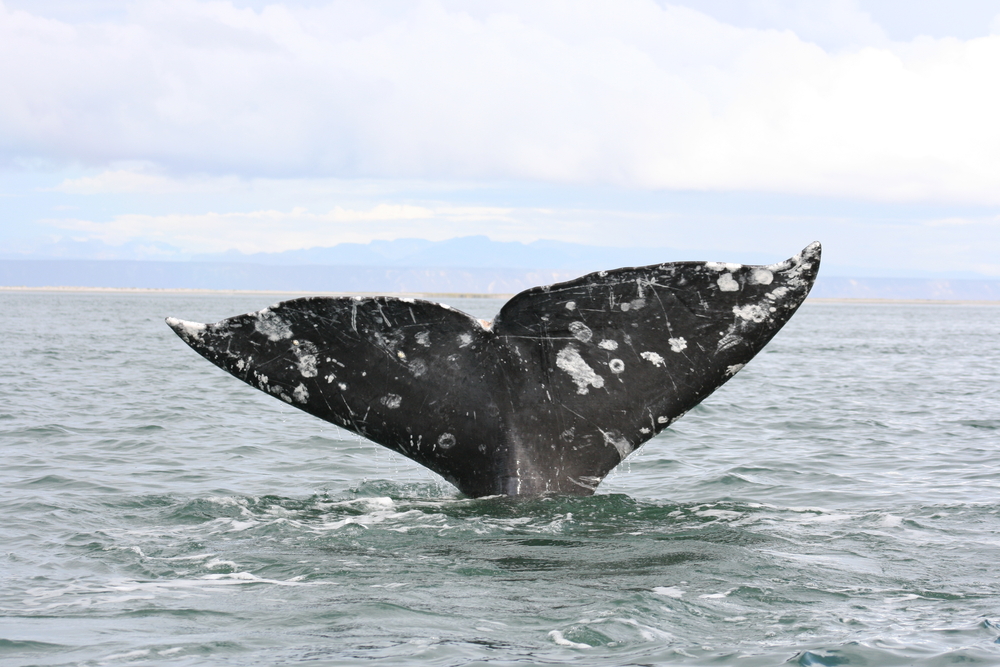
<box><xmin>767</xmin><ymin>286</ymin><xmax>790</xmax><ymax>301</ymax></box>
<box><xmin>568</xmin><ymin>321</ymin><xmax>593</xmax><ymax>343</ymax></box>
<box><xmin>381</xmin><ymin>394</ymin><xmax>402</xmax><ymax>409</ymax></box>
<box><xmin>409</xmin><ymin>359</ymin><xmax>427</xmax><ymax>377</ymax></box>
<box><xmin>166</xmin><ymin>317</ymin><xmax>206</xmax><ymax>340</ymax></box>
<box><xmin>598</xmin><ymin>339</ymin><xmax>618</xmax><ymax>351</ymax></box>
<box><xmin>458</xmin><ymin>333</ymin><xmax>473</xmax><ymax>348</ymax></box>
<box><xmin>750</xmin><ymin>268</ymin><xmax>774</xmax><ymax>285</ymax></box>
<box><xmin>415</xmin><ymin>331</ymin><xmax>431</xmax><ymax>347</ymax></box>
<box><xmin>397</xmin><ymin>350</ymin><xmax>407</xmax><ymax>359</ymax></box>
<box><xmin>297</xmin><ymin>354</ymin><xmax>317</xmax><ymax>377</ymax></box>
<box><xmin>294</xmin><ymin>340</ymin><xmax>319</xmax><ymax>378</ymax></box>
<box><xmin>325</xmin><ymin>374</ymin><xmax>336</xmax><ymax>383</ymax></box>
<box><xmin>733</xmin><ymin>304</ymin><xmax>768</xmax><ymax>323</ymax></box>
<box><xmin>565</xmin><ymin>301</ymin><xmax>576</xmax><ymax>311</ymax></box>
<box><xmin>338</xmin><ymin>383</ymin><xmax>347</xmax><ymax>390</ymax></box>
<box><xmin>556</xmin><ymin>345</ymin><xmax>605</xmax><ymax>395</ymax></box>
<box><xmin>657</xmin><ymin>415</ymin><xmax>670</xmax><ymax>424</ymax></box>
<box><xmin>254</xmin><ymin>309</ymin><xmax>293</xmax><ymax>341</ymax></box>
<box><xmin>293</xmin><ymin>383</ymin><xmax>309</xmax><ymax>404</ymax></box>
<box><xmin>437</xmin><ymin>432</ymin><xmax>456</xmax><ymax>449</ymax></box>
<box><xmin>668</xmin><ymin>337</ymin><xmax>687</xmax><ymax>353</ymax></box>
<box><xmin>717</xmin><ymin>273</ymin><xmax>739</xmax><ymax>292</ymax></box>
<box><xmin>726</xmin><ymin>363</ymin><xmax>745</xmax><ymax>376</ymax></box>
<box><xmin>641</xmin><ymin>351</ymin><xmax>665</xmax><ymax>367</ymax></box>
<box><xmin>609</xmin><ymin>358</ymin><xmax>625</xmax><ymax>374</ymax></box>
<box><xmin>707</xmin><ymin>262</ymin><xmax>742</xmax><ymax>272</ymax></box>
<box><xmin>640</xmin><ymin>427</ymin><xmax>650</xmax><ymax>434</ymax></box>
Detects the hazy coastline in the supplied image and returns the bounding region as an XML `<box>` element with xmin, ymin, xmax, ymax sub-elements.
<box><xmin>2</xmin><ymin>284</ymin><xmax>998</xmax><ymax>305</ymax></box>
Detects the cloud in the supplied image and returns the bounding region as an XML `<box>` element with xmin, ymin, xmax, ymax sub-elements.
<box><xmin>51</xmin><ymin>167</ymin><xmax>240</xmax><ymax>194</ymax></box>
<box><xmin>3</xmin><ymin>0</ymin><xmax>1000</xmax><ymax>205</ymax></box>
<box><xmin>48</xmin><ymin>203</ymin><xmax>519</xmax><ymax>253</ymax></box>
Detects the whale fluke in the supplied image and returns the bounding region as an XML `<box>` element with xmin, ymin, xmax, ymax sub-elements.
<box><xmin>167</xmin><ymin>242</ymin><xmax>820</xmax><ymax>497</ymax></box>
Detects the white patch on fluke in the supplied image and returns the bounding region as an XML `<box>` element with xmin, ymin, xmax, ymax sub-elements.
<box><xmin>381</xmin><ymin>394</ymin><xmax>402</xmax><ymax>409</ymax></box>
<box><xmin>706</xmin><ymin>262</ymin><xmax>741</xmax><ymax>272</ymax></box>
<box><xmin>640</xmin><ymin>351</ymin><xmax>665</xmax><ymax>367</ymax></box>
<box><xmin>750</xmin><ymin>268</ymin><xmax>773</xmax><ymax>285</ymax></box>
<box><xmin>294</xmin><ymin>340</ymin><xmax>319</xmax><ymax>378</ymax></box>
<box><xmin>767</xmin><ymin>286</ymin><xmax>790</xmax><ymax>301</ymax></box>
<box><xmin>415</xmin><ymin>331</ymin><xmax>431</xmax><ymax>347</ymax></box>
<box><xmin>437</xmin><ymin>432</ymin><xmax>456</xmax><ymax>449</ymax></box>
<box><xmin>167</xmin><ymin>318</ymin><xmax>206</xmax><ymax>340</ymax></box>
<box><xmin>254</xmin><ymin>309</ymin><xmax>293</xmax><ymax>341</ymax></box>
<box><xmin>733</xmin><ymin>304</ymin><xmax>768</xmax><ymax>323</ymax></box>
<box><xmin>293</xmin><ymin>383</ymin><xmax>309</xmax><ymax>403</ymax></box>
<box><xmin>657</xmin><ymin>415</ymin><xmax>670</xmax><ymax>424</ymax></box>
<box><xmin>565</xmin><ymin>301</ymin><xmax>576</xmax><ymax>311</ymax></box>
<box><xmin>625</xmin><ymin>298</ymin><xmax>645</xmax><ymax>311</ymax></box>
<box><xmin>556</xmin><ymin>345</ymin><xmax>605</xmax><ymax>395</ymax></box>
<box><xmin>717</xmin><ymin>273</ymin><xmax>739</xmax><ymax>292</ymax></box>
<box><xmin>598</xmin><ymin>339</ymin><xmax>618</xmax><ymax>351</ymax></box>
<box><xmin>568</xmin><ymin>321</ymin><xmax>593</xmax><ymax>343</ymax></box>
<box><xmin>668</xmin><ymin>337</ymin><xmax>687</xmax><ymax>353</ymax></box>
<box><xmin>458</xmin><ymin>333</ymin><xmax>473</xmax><ymax>348</ymax></box>
<box><xmin>726</xmin><ymin>364</ymin><xmax>745</xmax><ymax>376</ymax></box>
<box><xmin>408</xmin><ymin>359</ymin><xmax>427</xmax><ymax>377</ymax></box>
<box><xmin>609</xmin><ymin>358</ymin><xmax>625</xmax><ymax>373</ymax></box>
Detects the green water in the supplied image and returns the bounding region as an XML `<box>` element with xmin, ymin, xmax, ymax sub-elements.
<box><xmin>2</xmin><ymin>292</ymin><xmax>999</xmax><ymax>665</ymax></box>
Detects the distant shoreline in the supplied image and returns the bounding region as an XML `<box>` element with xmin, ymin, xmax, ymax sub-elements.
<box><xmin>0</xmin><ymin>285</ymin><xmax>513</xmax><ymax>299</ymax></box>
<box><xmin>2</xmin><ymin>285</ymin><xmax>999</xmax><ymax>305</ymax></box>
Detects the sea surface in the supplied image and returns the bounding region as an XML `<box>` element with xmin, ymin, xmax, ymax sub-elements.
<box><xmin>2</xmin><ymin>291</ymin><xmax>1000</xmax><ymax>666</ymax></box>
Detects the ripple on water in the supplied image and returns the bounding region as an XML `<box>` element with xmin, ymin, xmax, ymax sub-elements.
<box><xmin>2</xmin><ymin>295</ymin><xmax>1000</xmax><ymax>665</ymax></box>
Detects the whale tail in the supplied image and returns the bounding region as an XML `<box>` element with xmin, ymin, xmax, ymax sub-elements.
<box><xmin>167</xmin><ymin>242</ymin><xmax>821</xmax><ymax>497</ymax></box>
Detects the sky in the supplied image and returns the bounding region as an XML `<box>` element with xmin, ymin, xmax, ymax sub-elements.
<box><xmin>2</xmin><ymin>0</ymin><xmax>1000</xmax><ymax>277</ymax></box>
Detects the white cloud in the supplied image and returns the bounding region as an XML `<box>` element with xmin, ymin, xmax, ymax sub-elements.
<box><xmin>3</xmin><ymin>0</ymin><xmax>1000</xmax><ymax>204</ymax></box>
<box><xmin>48</xmin><ymin>203</ymin><xmax>519</xmax><ymax>253</ymax></box>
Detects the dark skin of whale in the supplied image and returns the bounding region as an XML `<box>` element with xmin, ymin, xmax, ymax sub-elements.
<box><xmin>167</xmin><ymin>242</ymin><xmax>820</xmax><ymax>498</ymax></box>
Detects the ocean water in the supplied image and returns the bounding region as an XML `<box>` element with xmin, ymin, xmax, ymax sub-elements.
<box><xmin>2</xmin><ymin>290</ymin><xmax>1000</xmax><ymax>666</ymax></box>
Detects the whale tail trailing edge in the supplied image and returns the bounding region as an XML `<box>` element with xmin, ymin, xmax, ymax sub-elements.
<box><xmin>167</xmin><ymin>242</ymin><xmax>821</xmax><ymax>497</ymax></box>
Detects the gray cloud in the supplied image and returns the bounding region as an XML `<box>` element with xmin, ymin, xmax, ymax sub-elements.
<box><xmin>1</xmin><ymin>0</ymin><xmax>1000</xmax><ymax>204</ymax></box>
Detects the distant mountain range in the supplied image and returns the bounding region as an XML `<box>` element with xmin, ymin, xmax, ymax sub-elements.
<box><xmin>189</xmin><ymin>236</ymin><xmax>787</xmax><ymax>272</ymax></box>
<box><xmin>2</xmin><ymin>235</ymin><xmax>784</xmax><ymax>272</ymax></box>
<box><xmin>2</xmin><ymin>236</ymin><xmax>999</xmax><ymax>299</ymax></box>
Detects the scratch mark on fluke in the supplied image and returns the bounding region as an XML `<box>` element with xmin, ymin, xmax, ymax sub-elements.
<box><xmin>166</xmin><ymin>243</ymin><xmax>821</xmax><ymax>498</ymax></box>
